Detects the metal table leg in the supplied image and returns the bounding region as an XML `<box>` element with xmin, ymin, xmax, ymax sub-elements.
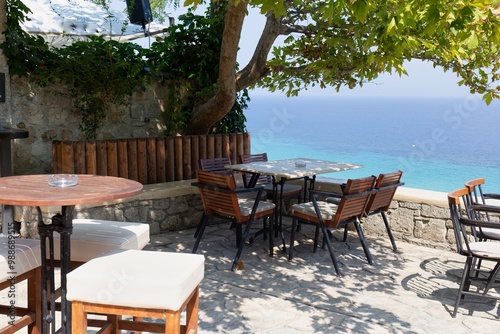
<box><xmin>272</xmin><ymin>177</ymin><xmax>287</xmax><ymax>252</ymax></box>
<box><xmin>37</xmin><ymin>205</ymin><xmax>74</xmax><ymax>334</ymax></box>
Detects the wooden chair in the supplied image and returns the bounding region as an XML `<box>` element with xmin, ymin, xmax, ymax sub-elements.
<box><xmin>196</xmin><ymin>157</ymin><xmax>266</xmax><ymax>238</ymax></box>
<box><xmin>289</xmin><ymin>176</ymin><xmax>377</xmax><ymax>275</ymax></box>
<box><xmin>362</xmin><ymin>171</ymin><xmax>404</xmax><ymax>251</ymax></box>
<box><xmin>447</xmin><ymin>188</ymin><xmax>500</xmax><ymax>317</ymax></box>
<box><xmin>67</xmin><ymin>250</ymin><xmax>204</xmax><ymax>333</ymax></box>
<box><xmin>192</xmin><ymin>170</ymin><xmax>275</xmax><ymax>270</ymax></box>
<box><xmin>464</xmin><ymin>178</ymin><xmax>500</xmax><ymax>241</ymax></box>
<box><xmin>0</xmin><ymin>238</ymin><xmax>41</xmax><ymax>334</ymax></box>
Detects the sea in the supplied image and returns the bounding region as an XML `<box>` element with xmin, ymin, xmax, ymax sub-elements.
<box><xmin>243</xmin><ymin>94</ymin><xmax>500</xmax><ymax>193</ymax></box>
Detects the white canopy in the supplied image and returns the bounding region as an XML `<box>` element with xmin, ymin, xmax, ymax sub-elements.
<box><xmin>20</xmin><ymin>0</ymin><xmax>169</xmax><ymax>47</ymax></box>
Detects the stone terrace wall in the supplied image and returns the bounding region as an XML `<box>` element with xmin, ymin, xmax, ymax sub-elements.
<box><xmin>362</xmin><ymin>187</ymin><xmax>453</xmax><ymax>250</ymax></box>
<box><xmin>16</xmin><ymin>182</ymin><xmax>456</xmax><ymax>251</ymax></box>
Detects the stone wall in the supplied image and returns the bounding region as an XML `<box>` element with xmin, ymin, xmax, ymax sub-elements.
<box><xmin>14</xmin><ymin>182</ymin><xmax>456</xmax><ymax>251</ymax></box>
<box><xmin>8</xmin><ymin>77</ymin><xmax>169</xmax><ymax>175</ymax></box>
<box><xmin>361</xmin><ymin>192</ymin><xmax>453</xmax><ymax>250</ymax></box>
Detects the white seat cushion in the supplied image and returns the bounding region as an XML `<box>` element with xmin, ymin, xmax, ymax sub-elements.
<box><xmin>0</xmin><ymin>237</ymin><xmax>41</xmax><ymax>282</ymax></box>
<box><xmin>67</xmin><ymin>250</ymin><xmax>204</xmax><ymax>310</ymax></box>
<box><xmin>482</xmin><ymin>227</ymin><xmax>500</xmax><ymax>241</ymax></box>
<box><xmin>238</xmin><ymin>199</ymin><xmax>275</xmax><ymax>217</ymax></box>
<box><xmin>292</xmin><ymin>201</ymin><xmax>339</xmax><ymax>222</ymax></box>
<box><xmin>467</xmin><ymin>241</ymin><xmax>500</xmax><ymax>260</ymax></box>
<box><xmin>51</xmin><ymin>219</ymin><xmax>150</xmax><ymax>262</ymax></box>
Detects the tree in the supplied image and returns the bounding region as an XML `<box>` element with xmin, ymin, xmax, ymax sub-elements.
<box><xmin>158</xmin><ymin>0</ymin><xmax>500</xmax><ymax>134</ymax></box>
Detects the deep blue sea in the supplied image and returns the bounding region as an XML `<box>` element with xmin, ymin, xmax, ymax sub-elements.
<box><xmin>244</xmin><ymin>95</ymin><xmax>500</xmax><ymax>193</ymax></box>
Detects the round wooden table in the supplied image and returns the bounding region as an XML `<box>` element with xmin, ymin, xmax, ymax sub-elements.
<box><xmin>0</xmin><ymin>174</ymin><xmax>143</xmax><ymax>334</ymax></box>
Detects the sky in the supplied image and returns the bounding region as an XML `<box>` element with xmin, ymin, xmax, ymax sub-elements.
<box><xmin>112</xmin><ymin>1</ymin><xmax>472</xmax><ymax>98</ymax></box>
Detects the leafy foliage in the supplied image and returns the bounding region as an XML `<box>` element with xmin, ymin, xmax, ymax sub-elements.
<box><xmin>0</xmin><ymin>0</ymin><xmax>54</xmax><ymax>82</ymax></box>
<box><xmin>55</xmin><ymin>38</ymin><xmax>149</xmax><ymax>138</ymax></box>
<box><xmin>258</xmin><ymin>0</ymin><xmax>500</xmax><ymax>102</ymax></box>
<box><xmin>146</xmin><ymin>9</ymin><xmax>248</xmax><ymax>134</ymax></box>
<box><xmin>1</xmin><ymin>0</ymin><xmax>249</xmax><ymax>137</ymax></box>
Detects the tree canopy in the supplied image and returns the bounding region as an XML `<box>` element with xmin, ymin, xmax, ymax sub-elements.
<box><xmin>161</xmin><ymin>0</ymin><xmax>500</xmax><ymax>134</ymax></box>
<box><xmin>5</xmin><ymin>0</ymin><xmax>500</xmax><ymax>136</ymax></box>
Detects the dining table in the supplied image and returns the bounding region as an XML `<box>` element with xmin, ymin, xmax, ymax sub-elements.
<box><xmin>226</xmin><ymin>158</ymin><xmax>362</xmax><ymax>254</ymax></box>
<box><xmin>0</xmin><ymin>174</ymin><xmax>143</xmax><ymax>334</ymax></box>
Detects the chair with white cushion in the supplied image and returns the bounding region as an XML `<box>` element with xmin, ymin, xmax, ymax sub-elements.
<box><xmin>289</xmin><ymin>176</ymin><xmax>377</xmax><ymax>275</ymax></box>
<box><xmin>67</xmin><ymin>250</ymin><xmax>204</xmax><ymax>333</ymax></box>
<box><xmin>448</xmin><ymin>188</ymin><xmax>500</xmax><ymax>317</ymax></box>
<box><xmin>0</xmin><ymin>237</ymin><xmax>41</xmax><ymax>333</ymax></box>
<box><xmin>192</xmin><ymin>170</ymin><xmax>275</xmax><ymax>268</ymax></box>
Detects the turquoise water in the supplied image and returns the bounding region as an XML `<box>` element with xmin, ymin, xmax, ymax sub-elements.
<box><xmin>244</xmin><ymin>95</ymin><xmax>500</xmax><ymax>192</ymax></box>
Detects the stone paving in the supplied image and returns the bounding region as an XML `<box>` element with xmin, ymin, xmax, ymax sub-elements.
<box><xmin>2</xmin><ymin>219</ymin><xmax>499</xmax><ymax>333</ymax></box>
<box><xmin>146</xmin><ymin>219</ymin><xmax>499</xmax><ymax>334</ymax></box>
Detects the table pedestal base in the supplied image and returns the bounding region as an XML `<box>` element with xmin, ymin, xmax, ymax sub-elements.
<box><xmin>37</xmin><ymin>206</ymin><xmax>73</xmax><ymax>334</ymax></box>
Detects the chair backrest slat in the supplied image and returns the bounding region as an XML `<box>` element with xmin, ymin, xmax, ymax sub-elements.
<box><xmin>196</xmin><ymin>170</ymin><xmax>242</xmax><ymax>221</ymax></box>
<box><xmin>199</xmin><ymin>157</ymin><xmax>232</xmax><ymax>175</ymax></box>
<box><xmin>332</xmin><ymin>176</ymin><xmax>376</xmax><ymax>226</ymax></box>
<box><xmin>240</xmin><ymin>153</ymin><xmax>273</xmax><ymax>185</ymax></box>
<box><xmin>365</xmin><ymin>170</ymin><xmax>404</xmax><ymax>214</ymax></box>
<box><xmin>464</xmin><ymin>178</ymin><xmax>490</xmax><ymax>221</ymax></box>
<box><xmin>447</xmin><ymin>188</ymin><xmax>471</xmax><ymax>254</ymax></box>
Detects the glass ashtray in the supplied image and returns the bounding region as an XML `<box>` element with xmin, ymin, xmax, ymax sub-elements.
<box><xmin>48</xmin><ymin>174</ymin><xmax>78</xmax><ymax>187</ymax></box>
<box><xmin>295</xmin><ymin>161</ymin><xmax>306</xmax><ymax>168</ymax></box>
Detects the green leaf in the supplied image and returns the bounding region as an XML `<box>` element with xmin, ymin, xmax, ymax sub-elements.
<box><xmin>466</xmin><ymin>32</ymin><xmax>479</xmax><ymax>49</ymax></box>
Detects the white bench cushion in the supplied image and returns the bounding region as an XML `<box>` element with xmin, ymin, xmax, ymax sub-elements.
<box><xmin>51</xmin><ymin>219</ymin><xmax>150</xmax><ymax>262</ymax></box>
<box><xmin>0</xmin><ymin>237</ymin><xmax>41</xmax><ymax>282</ymax></box>
<box><xmin>67</xmin><ymin>250</ymin><xmax>204</xmax><ymax>310</ymax></box>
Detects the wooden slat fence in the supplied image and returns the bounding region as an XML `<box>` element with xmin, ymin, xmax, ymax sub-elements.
<box><xmin>52</xmin><ymin>133</ymin><xmax>251</xmax><ymax>184</ymax></box>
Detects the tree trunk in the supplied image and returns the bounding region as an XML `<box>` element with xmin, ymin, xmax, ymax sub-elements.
<box><xmin>183</xmin><ymin>0</ymin><xmax>249</xmax><ymax>135</ymax></box>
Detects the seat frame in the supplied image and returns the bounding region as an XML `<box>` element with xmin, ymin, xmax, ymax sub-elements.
<box><xmin>71</xmin><ymin>286</ymin><xmax>199</xmax><ymax>334</ymax></box>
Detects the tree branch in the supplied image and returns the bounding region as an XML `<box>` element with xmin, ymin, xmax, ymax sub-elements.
<box><xmin>236</xmin><ymin>11</ymin><xmax>281</xmax><ymax>90</ymax></box>
<box><xmin>184</xmin><ymin>0</ymin><xmax>248</xmax><ymax>134</ymax></box>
